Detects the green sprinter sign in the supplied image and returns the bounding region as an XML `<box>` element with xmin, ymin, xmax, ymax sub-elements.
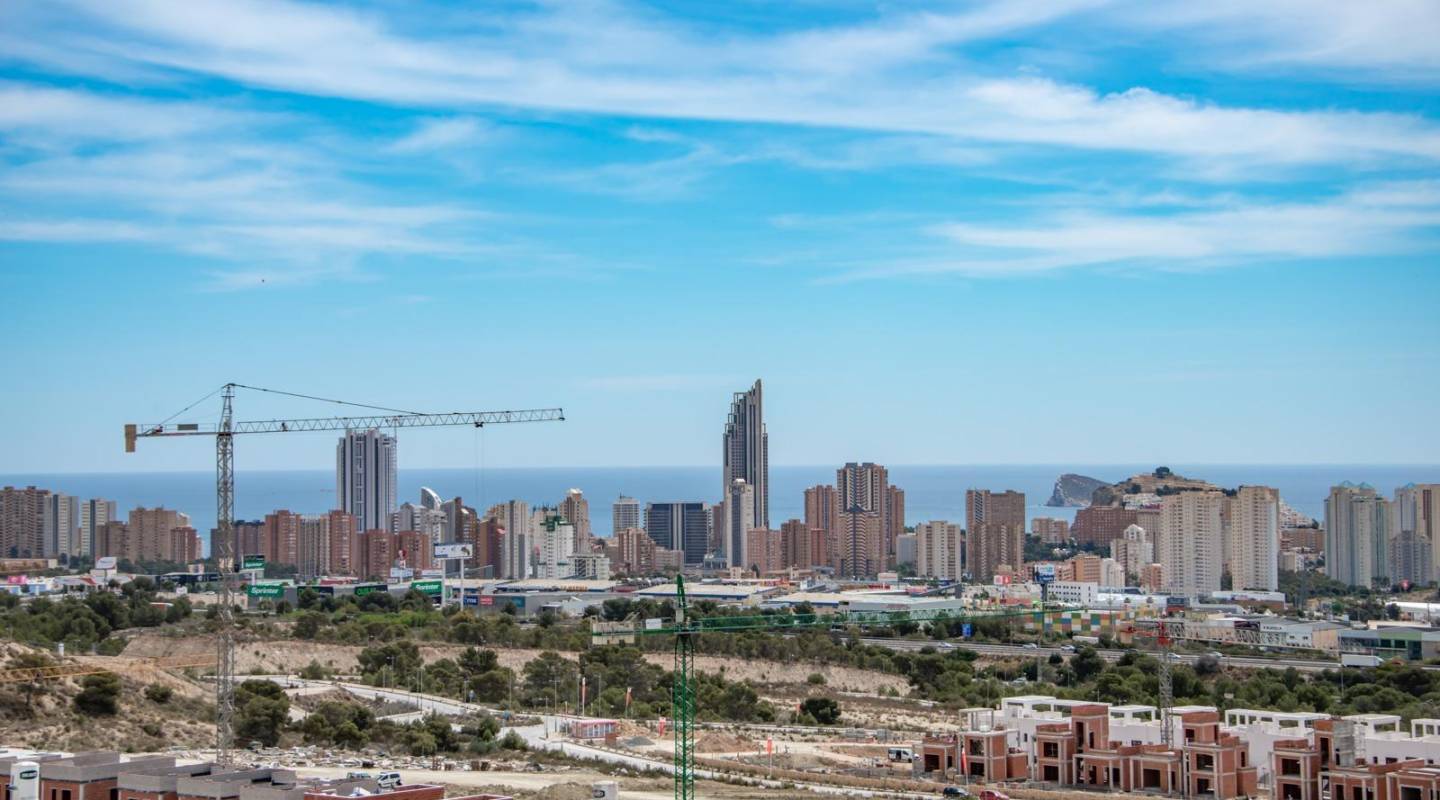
<box><xmin>247</xmin><ymin>583</ymin><xmax>284</xmax><ymax>598</ymax></box>
<box><xmin>242</xmin><ymin>555</ymin><xmax>266</xmax><ymax>571</ymax></box>
<box><xmin>411</xmin><ymin>580</ymin><xmax>442</xmax><ymax>596</ymax></box>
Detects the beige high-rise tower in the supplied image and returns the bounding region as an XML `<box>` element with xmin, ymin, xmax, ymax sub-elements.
<box><xmin>965</xmin><ymin>489</ymin><xmax>1025</xmax><ymax>582</ymax></box>
<box><xmin>1158</xmin><ymin>491</ymin><xmax>1224</xmax><ymax>596</ymax></box>
<box><xmin>1225</xmin><ymin>486</ymin><xmax>1280</xmax><ymax>591</ymax></box>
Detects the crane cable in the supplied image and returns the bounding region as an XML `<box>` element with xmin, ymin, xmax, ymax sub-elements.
<box><xmin>230</xmin><ymin>383</ymin><xmax>426</xmax><ymax>416</ymax></box>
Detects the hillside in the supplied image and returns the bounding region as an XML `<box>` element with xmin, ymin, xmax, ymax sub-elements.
<box><xmin>1046</xmin><ymin>473</ymin><xmax>1108</xmax><ymax>507</ymax></box>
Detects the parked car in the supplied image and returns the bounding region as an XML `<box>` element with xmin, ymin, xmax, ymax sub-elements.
<box><xmin>942</xmin><ymin>787</ymin><xmax>971</xmax><ymax>798</ymax></box>
<box><xmin>980</xmin><ymin>790</ymin><xmax>1010</xmax><ymax>800</ymax></box>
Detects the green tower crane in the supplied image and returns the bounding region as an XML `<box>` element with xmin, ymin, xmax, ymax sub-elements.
<box><xmin>591</xmin><ymin>579</ymin><xmax>1053</xmax><ymax>800</ymax></box>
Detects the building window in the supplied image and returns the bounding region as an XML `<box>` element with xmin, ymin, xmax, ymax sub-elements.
<box><xmin>1043</xmin><ymin>743</ymin><xmax>1059</xmax><ymax>758</ymax></box>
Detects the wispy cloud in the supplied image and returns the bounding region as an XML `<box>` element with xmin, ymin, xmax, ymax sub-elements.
<box><xmin>833</xmin><ymin>181</ymin><xmax>1440</xmax><ymax>280</ymax></box>
<box><xmin>6</xmin><ymin>0</ymin><xmax>1438</xmax><ymax>171</ymax></box>
<box><xmin>389</xmin><ymin>117</ymin><xmax>491</xmax><ymax>153</ymax></box>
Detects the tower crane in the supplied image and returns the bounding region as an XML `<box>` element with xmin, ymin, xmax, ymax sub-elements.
<box><xmin>591</xmin><ymin>577</ymin><xmax>1058</xmax><ymax>800</ymax></box>
<box><xmin>126</xmin><ymin>383</ymin><xmax>563</xmax><ymax>765</ymax></box>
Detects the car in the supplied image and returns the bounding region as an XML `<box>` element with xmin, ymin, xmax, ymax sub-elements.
<box><xmin>1207</xmin><ymin>651</ymin><xmax>1224</xmax><ymax>659</ymax></box>
<box><xmin>1022</xmin><ymin>643</ymin><xmax>1039</xmax><ymax>649</ymax></box>
<box><xmin>980</xmin><ymin>790</ymin><xmax>1011</xmax><ymax>800</ymax></box>
<box><xmin>1060</xmin><ymin>644</ymin><xmax>1076</xmax><ymax>653</ymax></box>
<box><xmin>942</xmin><ymin>787</ymin><xmax>971</xmax><ymax>797</ymax></box>
<box><xmin>939</xmin><ymin>642</ymin><xmax>955</xmax><ymax>649</ymax></box>
<box><xmin>376</xmin><ymin>772</ymin><xmax>402</xmax><ymax>790</ymax></box>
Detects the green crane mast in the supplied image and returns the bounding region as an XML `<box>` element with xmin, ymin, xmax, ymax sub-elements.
<box><xmin>591</xmin><ymin>580</ymin><xmax>1054</xmax><ymax>800</ymax></box>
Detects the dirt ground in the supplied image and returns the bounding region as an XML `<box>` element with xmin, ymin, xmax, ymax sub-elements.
<box><xmin>119</xmin><ymin>632</ymin><xmax>909</xmax><ymax>695</ymax></box>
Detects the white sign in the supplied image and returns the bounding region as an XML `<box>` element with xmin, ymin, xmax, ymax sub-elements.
<box><xmin>95</xmin><ymin>556</ymin><xmax>118</xmax><ymax>571</ymax></box>
<box><xmin>433</xmin><ymin>542</ymin><xmax>474</xmax><ymax>560</ymax></box>
<box><xmin>420</xmin><ymin>569</ymin><xmax>444</xmax><ymax>579</ymax></box>
<box><xmin>645</xmin><ymin>617</ymin><xmax>663</xmax><ymax>630</ymax></box>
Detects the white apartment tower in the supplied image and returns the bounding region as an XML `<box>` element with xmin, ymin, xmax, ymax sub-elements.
<box><xmin>1112</xmin><ymin>524</ymin><xmax>1154</xmax><ymax>582</ymax></box>
<box><xmin>914</xmin><ymin>520</ymin><xmax>961</xmax><ymax>581</ymax></box>
<box><xmin>1226</xmin><ymin>486</ymin><xmax>1280</xmax><ymax>591</ymax></box>
<box><xmin>42</xmin><ymin>493</ymin><xmax>78</xmax><ymax>559</ymax></box>
<box><xmin>533</xmin><ymin>509</ymin><xmax>575</xmax><ymax>580</ymax></box>
<box><xmin>336</xmin><ymin>428</ymin><xmax>397</xmax><ymax>533</ymax></box>
<box><xmin>78</xmin><ymin>498</ymin><xmax>116</xmax><ymax>558</ymax></box>
<box><xmin>720</xmin><ymin>479</ymin><xmax>756</xmax><ymax>569</ymax></box>
<box><xmin>722</xmin><ymin>380</ymin><xmax>769</xmax><ymax>528</ymax></box>
<box><xmin>1393</xmin><ymin>483</ymin><xmax>1440</xmax><ymax>585</ymax></box>
<box><xmin>1158</xmin><ymin>491</ymin><xmax>1224</xmax><ymax>596</ymax></box>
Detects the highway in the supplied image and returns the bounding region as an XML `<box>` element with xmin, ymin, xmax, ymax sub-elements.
<box><xmin>856</xmin><ymin>638</ymin><xmax>1399</xmax><ymax>673</ymax></box>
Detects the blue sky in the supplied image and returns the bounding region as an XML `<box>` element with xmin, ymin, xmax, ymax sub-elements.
<box><xmin>2</xmin><ymin>0</ymin><xmax>1438</xmax><ymax>473</ymax></box>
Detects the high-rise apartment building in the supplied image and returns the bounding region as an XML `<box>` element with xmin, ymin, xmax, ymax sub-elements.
<box><xmin>261</xmin><ymin>510</ymin><xmax>302</xmax><ymax>567</ymax></box>
<box><xmin>336</xmin><ymin>428</ymin><xmax>397</xmax><ymax>533</ymax></box>
<box><xmin>803</xmin><ymin>484</ymin><xmax>839</xmax><ymax>561</ymax></box>
<box><xmin>360</xmin><ymin>529</ymin><xmax>394</xmax><ymax>579</ymax></box>
<box><xmin>0</xmin><ymin>485</ymin><xmax>49</xmax><ymax>558</ymax></box>
<box><xmin>837</xmin><ymin>463</ymin><xmax>900</xmax><ymax>567</ymax></box>
<box><xmin>1225</xmin><ymin>486</ymin><xmax>1280</xmax><ymax>592</ymax></box>
<box><xmin>532</xmin><ymin>510</ymin><xmax>575</xmax><ymax>580</ymax></box>
<box><xmin>1325</xmin><ymin>483</ymin><xmax>1391</xmax><ymax>587</ymax></box>
<box><xmin>1390</xmin><ymin>529</ymin><xmax>1434</xmax><ymax>587</ymax></box>
<box><xmin>395</xmin><ymin>529</ymin><xmax>434</xmax><ymax>572</ymax></box>
<box><xmin>78</xmin><ymin>498</ymin><xmax>116</xmax><ymax>559</ymax></box>
<box><xmin>719</xmin><ymin>479</ymin><xmax>755</xmax><ymax>568</ymax></box>
<box><xmin>295</xmin><ymin>514</ymin><xmax>329</xmax><ymax>576</ymax></box>
<box><xmin>392</xmin><ymin>501</ymin><xmax>446</xmax><ymax>539</ymax></box>
<box><xmin>1393</xmin><ymin>483</ymin><xmax>1440</xmax><ymax>585</ymax></box>
<box><xmin>886</xmin><ymin>485</ymin><xmax>906</xmax><ymax>561</ymax></box>
<box><xmin>326</xmin><ymin>510</ymin><xmax>359</xmax><ymax>576</ymax></box>
<box><xmin>128</xmin><ymin>507</ymin><xmax>193</xmax><ymax>564</ymax></box>
<box><xmin>613</xmin><ymin>526</ymin><xmax>656</xmax><ymax>575</ymax></box>
<box><xmin>42</xmin><ymin>492</ymin><xmax>78</xmax><ymax>559</ymax></box>
<box><xmin>722</xmin><ymin>379</ymin><xmax>768</xmax><ymax>529</ymax></box>
<box><xmin>915</xmin><ymin>520</ymin><xmax>962</xmax><ymax>581</ymax></box>
<box><xmin>779</xmin><ymin>518</ymin><xmax>827</xmax><ymax>570</ymax></box>
<box><xmin>1111</xmin><ymin>524</ymin><xmax>1154</xmax><ymax>582</ymax></box>
<box><xmin>743</xmin><ymin>528</ymin><xmax>784</xmax><ymax>575</ymax></box>
<box><xmin>965</xmin><ymin>489</ymin><xmax>1026</xmax><ymax>582</ymax></box>
<box><xmin>834</xmin><ymin>508</ymin><xmax>883</xmax><ymax>577</ymax></box>
<box><xmin>612</xmin><ymin>496</ymin><xmax>641</xmax><ymax>535</ymax></box>
<box><xmin>1158</xmin><ymin>491</ymin><xmax>1224</xmax><ymax>596</ymax></box>
<box><xmin>1071</xmin><ymin>506</ymin><xmax>1138</xmax><ymax>549</ymax></box>
<box><xmin>1032</xmin><ymin>517</ymin><xmax>1070</xmax><ymax>544</ymax></box>
<box><xmin>558</xmin><ymin>489</ymin><xmax>592</xmax><ymax>550</ymax></box>
<box><xmin>645</xmin><ymin>501</ymin><xmax>709</xmax><ymax>565</ymax></box>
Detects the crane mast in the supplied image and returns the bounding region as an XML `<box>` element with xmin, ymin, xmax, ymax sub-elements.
<box><xmin>126</xmin><ymin>383</ymin><xmax>563</xmax><ymax>765</ymax></box>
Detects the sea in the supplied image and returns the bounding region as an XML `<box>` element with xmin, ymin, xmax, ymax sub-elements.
<box><xmin>4</xmin><ymin>464</ymin><xmax>1437</xmax><ymax>550</ymax></box>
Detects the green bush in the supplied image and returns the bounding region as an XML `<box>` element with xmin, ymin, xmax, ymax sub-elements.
<box><xmin>144</xmin><ymin>684</ymin><xmax>173</xmax><ymax>704</ymax></box>
<box><xmin>74</xmin><ymin>673</ymin><xmax>121</xmax><ymax>715</ymax></box>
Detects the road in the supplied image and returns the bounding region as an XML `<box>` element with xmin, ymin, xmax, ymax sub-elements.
<box><xmin>855</xmin><ymin>638</ymin><xmax>1407</xmax><ymax>673</ymax></box>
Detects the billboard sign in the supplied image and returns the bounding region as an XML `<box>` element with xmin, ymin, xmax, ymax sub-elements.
<box><xmin>352</xmin><ymin>583</ymin><xmax>386</xmax><ymax>597</ymax></box>
<box><xmin>411</xmin><ymin>579</ymin><xmax>443</xmax><ymax>596</ymax></box>
<box><xmin>95</xmin><ymin>556</ymin><xmax>118</xmax><ymax>571</ymax></box>
<box><xmin>464</xmin><ymin>594</ymin><xmax>479</xmax><ymax>606</ymax></box>
<box><xmin>390</xmin><ymin>567</ymin><xmax>413</xmax><ymax>580</ymax></box>
<box><xmin>242</xmin><ymin>555</ymin><xmax>266</xmax><ymax>571</ymax></box>
<box><xmin>433</xmin><ymin>543</ymin><xmax>474</xmax><ymax>560</ymax></box>
<box><xmin>247</xmin><ymin>583</ymin><xmax>285</xmax><ymax>598</ymax></box>
<box><xmin>1033</xmin><ymin>564</ymin><xmax>1057</xmax><ymax>585</ymax></box>
<box><xmin>962</xmin><ymin>623</ymin><xmax>973</xmax><ymax>639</ymax></box>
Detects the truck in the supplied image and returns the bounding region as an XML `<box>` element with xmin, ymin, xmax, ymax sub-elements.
<box><xmin>1340</xmin><ymin>653</ymin><xmax>1383</xmax><ymax>668</ymax></box>
<box><xmin>1073</xmin><ymin>635</ymin><xmax>1101</xmax><ymax>645</ymax></box>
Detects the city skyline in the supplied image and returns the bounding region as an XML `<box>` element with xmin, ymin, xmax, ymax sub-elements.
<box><xmin>3</xmin><ymin>2</ymin><xmax>1439</xmax><ymax>473</ymax></box>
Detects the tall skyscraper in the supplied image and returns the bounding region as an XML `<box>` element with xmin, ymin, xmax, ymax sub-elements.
<box><xmin>804</xmin><ymin>485</ymin><xmax>839</xmax><ymax>540</ymax></box>
<box><xmin>723</xmin><ymin>379</ymin><xmax>768</xmax><ymax>529</ymax></box>
<box><xmin>1394</xmin><ymin>483</ymin><xmax>1440</xmax><ymax>585</ymax></box>
<box><xmin>0</xmin><ymin>485</ymin><xmax>49</xmax><ymax>558</ymax></box>
<box><xmin>558</xmin><ymin>489</ymin><xmax>592</xmax><ymax>550</ymax></box>
<box><xmin>489</xmin><ymin>499</ymin><xmax>532</xmax><ymax>579</ymax></box>
<box><xmin>78</xmin><ymin>498</ymin><xmax>116</xmax><ymax>558</ymax></box>
<box><xmin>612</xmin><ymin>496</ymin><xmax>641</xmax><ymax>535</ymax></box>
<box><xmin>336</xmin><ymin>428</ymin><xmax>397</xmax><ymax>534</ymax></box>
<box><xmin>1225</xmin><ymin>486</ymin><xmax>1280</xmax><ymax>591</ymax></box>
<box><xmin>1158</xmin><ymin>491</ymin><xmax>1224</xmax><ymax>596</ymax></box>
<box><xmin>915</xmin><ymin>520</ymin><xmax>962</xmax><ymax>581</ymax></box>
<box><xmin>326</xmin><ymin>510</ymin><xmax>359</xmax><ymax>576</ymax></box>
<box><xmin>42</xmin><ymin>492</ymin><xmax>78</xmax><ymax>559</ymax></box>
<box><xmin>965</xmin><ymin>489</ymin><xmax>1026</xmax><ymax>582</ymax></box>
<box><xmin>262</xmin><ymin>510</ymin><xmax>301</xmax><ymax>567</ymax></box>
<box><xmin>392</xmin><ymin>502</ymin><xmax>446</xmax><ymax>538</ymax></box>
<box><xmin>837</xmin><ymin>463</ymin><xmax>893</xmax><ymax>566</ymax></box>
<box><xmin>296</xmin><ymin>514</ymin><xmax>331</xmax><ymax>576</ymax></box>
<box><xmin>127</xmin><ymin>507</ymin><xmax>192</xmax><ymax>563</ymax></box>
<box><xmin>532</xmin><ymin>509</ymin><xmax>575</xmax><ymax>579</ymax></box>
<box><xmin>1325</xmin><ymin>483</ymin><xmax>1391</xmax><ymax>587</ymax></box>
<box><xmin>719</xmin><ymin>479</ymin><xmax>756</xmax><ymax>569</ymax></box>
<box><xmin>834</xmin><ymin>508</ymin><xmax>883</xmax><ymax>577</ymax></box>
<box><xmin>885</xmin><ymin>485</ymin><xmax>906</xmax><ymax>559</ymax></box>
<box><xmin>645</xmin><ymin>501</ymin><xmax>709</xmax><ymax>565</ymax></box>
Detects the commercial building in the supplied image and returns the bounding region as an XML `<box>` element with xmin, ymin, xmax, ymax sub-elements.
<box><xmin>336</xmin><ymin>428</ymin><xmax>397</xmax><ymax>534</ymax></box>
<box><xmin>1326</xmin><ymin>483</ymin><xmax>1391</xmax><ymax>588</ymax></box>
<box><xmin>1227</xmin><ymin>486</ymin><xmax>1280</xmax><ymax>592</ymax></box>
<box><xmin>1159</xmin><ymin>491</ymin><xmax>1224</xmax><ymax>597</ymax></box>
<box><xmin>722</xmin><ymin>379</ymin><xmax>769</xmax><ymax>529</ymax></box>
<box><xmin>915</xmin><ymin>520</ymin><xmax>962</xmax><ymax>581</ymax></box>
<box><xmin>966</xmin><ymin>489</ymin><xmax>1026</xmax><ymax>583</ymax></box>
<box><xmin>645</xmin><ymin>501</ymin><xmax>709</xmax><ymax>566</ymax></box>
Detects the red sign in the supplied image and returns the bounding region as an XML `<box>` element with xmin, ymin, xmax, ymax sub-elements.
<box><xmin>480</xmin><ymin>596</ymin><xmax>494</xmax><ymax>606</ymax></box>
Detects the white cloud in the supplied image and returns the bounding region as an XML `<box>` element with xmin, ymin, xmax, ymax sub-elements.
<box><xmin>7</xmin><ymin>0</ymin><xmax>1438</xmax><ymax>170</ymax></box>
<box><xmin>835</xmin><ymin>181</ymin><xmax>1440</xmax><ymax>279</ymax></box>
<box><xmin>389</xmin><ymin>117</ymin><xmax>491</xmax><ymax>153</ymax></box>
